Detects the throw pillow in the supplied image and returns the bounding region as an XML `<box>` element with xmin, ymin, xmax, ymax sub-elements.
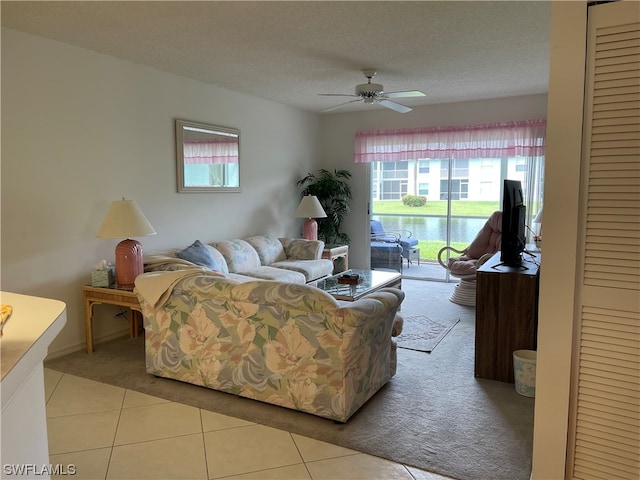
<box><xmin>176</xmin><ymin>240</ymin><xmax>221</xmax><ymax>271</ymax></box>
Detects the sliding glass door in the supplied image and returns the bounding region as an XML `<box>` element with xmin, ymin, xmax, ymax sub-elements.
<box><xmin>370</xmin><ymin>155</ymin><xmax>543</xmax><ymax>281</ymax></box>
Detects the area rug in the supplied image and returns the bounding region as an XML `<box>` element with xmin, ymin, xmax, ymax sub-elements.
<box><xmin>397</xmin><ymin>315</ymin><xmax>460</xmax><ymax>352</ymax></box>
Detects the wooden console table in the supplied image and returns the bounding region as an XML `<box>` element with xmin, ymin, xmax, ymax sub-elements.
<box><xmin>83</xmin><ymin>285</ymin><xmax>142</xmax><ymax>353</ymax></box>
<box><xmin>475</xmin><ymin>251</ymin><xmax>541</xmax><ymax>383</ymax></box>
<box><xmin>322</xmin><ymin>245</ymin><xmax>349</xmax><ymax>274</ymax></box>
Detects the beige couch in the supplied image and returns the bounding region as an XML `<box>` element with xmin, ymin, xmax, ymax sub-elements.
<box><xmin>143</xmin><ymin>235</ymin><xmax>334</xmax><ymax>284</ymax></box>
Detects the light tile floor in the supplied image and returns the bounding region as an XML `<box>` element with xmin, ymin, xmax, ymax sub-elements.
<box><xmin>44</xmin><ymin>369</ymin><xmax>455</xmax><ymax>480</ymax></box>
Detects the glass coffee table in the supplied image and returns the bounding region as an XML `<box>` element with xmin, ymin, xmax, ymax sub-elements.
<box><xmin>315</xmin><ymin>269</ymin><xmax>402</xmax><ymax>301</ymax></box>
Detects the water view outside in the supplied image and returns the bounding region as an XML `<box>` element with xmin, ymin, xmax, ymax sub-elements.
<box><xmin>374</xmin><ymin>215</ymin><xmax>488</xmax><ymax>246</ymax></box>
<box><xmin>371</xmin><ymin>211</ymin><xmax>498</xmax><ymax>281</ymax></box>
<box><xmin>372</xmin><ymin>213</ymin><xmax>492</xmax><ymax>265</ymax></box>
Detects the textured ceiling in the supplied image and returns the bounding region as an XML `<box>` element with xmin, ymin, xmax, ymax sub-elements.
<box><xmin>1</xmin><ymin>1</ymin><xmax>552</xmax><ymax>114</ymax></box>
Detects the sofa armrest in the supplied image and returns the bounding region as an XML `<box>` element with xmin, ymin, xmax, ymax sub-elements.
<box><xmin>279</xmin><ymin>238</ymin><xmax>325</xmax><ymax>260</ymax></box>
<box><xmin>343</xmin><ymin>289</ymin><xmax>403</xmax><ymax>326</ymax></box>
<box><xmin>366</xmin><ymin>287</ymin><xmax>406</xmax><ymax>307</ymax></box>
<box><xmin>338</xmin><ymin>290</ymin><xmax>403</xmax><ymax>416</ymax></box>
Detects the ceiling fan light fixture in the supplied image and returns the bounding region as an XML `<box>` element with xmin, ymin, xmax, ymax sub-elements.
<box><xmin>319</xmin><ymin>69</ymin><xmax>423</xmax><ymax>113</ymax></box>
<box><xmin>355</xmin><ymin>82</ymin><xmax>384</xmax><ymax>97</ymax></box>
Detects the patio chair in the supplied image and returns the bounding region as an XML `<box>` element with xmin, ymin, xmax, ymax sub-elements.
<box><xmin>370</xmin><ymin>239</ymin><xmax>403</xmax><ymax>272</ymax></box>
<box><xmin>370</xmin><ymin>220</ymin><xmax>420</xmax><ymax>268</ymax></box>
<box><xmin>437</xmin><ymin>211</ymin><xmax>502</xmax><ymax>306</ymax></box>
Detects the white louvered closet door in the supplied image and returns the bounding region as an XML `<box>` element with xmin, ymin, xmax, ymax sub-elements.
<box><xmin>569</xmin><ymin>2</ymin><xmax>640</xmax><ymax>479</ymax></box>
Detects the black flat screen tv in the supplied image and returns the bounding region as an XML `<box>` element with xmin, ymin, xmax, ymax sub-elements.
<box><xmin>501</xmin><ymin>179</ymin><xmax>526</xmax><ymax>267</ymax></box>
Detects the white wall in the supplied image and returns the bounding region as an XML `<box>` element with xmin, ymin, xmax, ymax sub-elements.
<box><xmin>532</xmin><ymin>2</ymin><xmax>587</xmax><ymax>478</ymax></box>
<box><xmin>1</xmin><ymin>28</ymin><xmax>320</xmax><ymax>356</ymax></box>
<box><xmin>318</xmin><ymin>94</ymin><xmax>548</xmax><ymax>268</ymax></box>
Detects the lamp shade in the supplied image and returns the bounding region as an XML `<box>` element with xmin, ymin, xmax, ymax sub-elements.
<box><xmin>97</xmin><ymin>199</ymin><xmax>156</xmax><ymax>288</ymax></box>
<box><xmin>97</xmin><ymin>199</ymin><xmax>157</xmax><ymax>239</ymax></box>
<box><xmin>295</xmin><ymin>196</ymin><xmax>327</xmax><ymax>219</ymax></box>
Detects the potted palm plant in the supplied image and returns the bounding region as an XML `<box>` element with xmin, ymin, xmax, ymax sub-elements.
<box><xmin>297</xmin><ymin>169</ymin><xmax>352</xmax><ymax>245</ymax></box>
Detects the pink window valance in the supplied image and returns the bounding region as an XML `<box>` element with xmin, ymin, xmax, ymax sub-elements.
<box><xmin>354</xmin><ymin>119</ymin><xmax>546</xmax><ymax>163</ymax></box>
<box><xmin>184</xmin><ymin>138</ymin><xmax>239</xmax><ymax>165</ymax></box>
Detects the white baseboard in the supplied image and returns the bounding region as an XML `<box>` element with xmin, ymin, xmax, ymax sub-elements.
<box><xmin>45</xmin><ymin>328</ymin><xmax>131</xmax><ymax>361</ymax></box>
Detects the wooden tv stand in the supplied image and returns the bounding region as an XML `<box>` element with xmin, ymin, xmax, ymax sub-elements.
<box><xmin>475</xmin><ymin>251</ymin><xmax>541</xmax><ymax>383</ymax></box>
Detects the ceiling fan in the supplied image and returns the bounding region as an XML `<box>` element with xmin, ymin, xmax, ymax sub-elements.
<box><xmin>319</xmin><ymin>69</ymin><xmax>426</xmax><ymax>113</ymax></box>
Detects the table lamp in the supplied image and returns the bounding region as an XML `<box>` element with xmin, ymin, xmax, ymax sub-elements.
<box><xmin>295</xmin><ymin>195</ymin><xmax>327</xmax><ymax>241</ymax></box>
<box><xmin>97</xmin><ymin>198</ymin><xmax>156</xmax><ymax>288</ymax></box>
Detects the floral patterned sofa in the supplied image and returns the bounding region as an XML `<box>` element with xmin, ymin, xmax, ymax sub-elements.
<box><xmin>143</xmin><ymin>235</ymin><xmax>334</xmax><ymax>284</ymax></box>
<box><xmin>135</xmin><ymin>272</ymin><xmax>404</xmax><ymax>422</ymax></box>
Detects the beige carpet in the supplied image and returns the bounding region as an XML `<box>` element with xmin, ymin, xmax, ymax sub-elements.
<box><xmin>397</xmin><ymin>315</ymin><xmax>460</xmax><ymax>352</ymax></box>
<box><xmin>45</xmin><ymin>280</ymin><xmax>534</xmax><ymax>480</ymax></box>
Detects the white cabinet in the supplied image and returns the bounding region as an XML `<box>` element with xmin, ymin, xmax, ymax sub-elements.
<box><xmin>1</xmin><ymin>292</ymin><xmax>66</xmax><ymax>476</ymax></box>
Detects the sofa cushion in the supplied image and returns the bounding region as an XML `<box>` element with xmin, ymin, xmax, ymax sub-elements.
<box><xmin>370</xmin><ymin>220</ymin><xmax>399</xmax><ymax>243</ymax></box>
<box><xmin>205</xmin><ymin>245</ymin><xmax>230</xmax><ymax>275</ymax></box>
<box><xmin>447</xmin><ymin>255</ymin><xmax>478</xmax><ymax>277</ymax></box>
<box><xmin>176</xmin><ymin>240</ymin><xmax>222</xmax><ymax>271</ymax></box>
<box><xmin>370</xmin><ymin>220</ymin><xmax>385</xmax><ymax>235</ymax></box>
<box><xmin>281</xmin><ymin>238</ymin><xmax>324</xmax><ymax>260</ymax></box>
<box><xmin>271</xmin><ymin>259</ymin><xmax>333</xmax><ymax>282</ymax></box>
<box><xmin>244</xmin><ymin>266</ymin><xmax>306</xmax><ymax>284</ymax></box>
<box><xmin>466</xmin><ymin>211</ymin><xmax>502</xmax><ymax>260</ymax></box>
<box><xmin>212</xmin><ymin>239</ymin><xmax>261</xmax><ymax>273</ymax></box>
<box><xmin>245</xmin><ymin>235</ymin><xmax>286</xmax><ymax>265</ymax></box>
<box><xmin>399</xmin><ymin>237</ymin><xmax>419</xmax><ymax>249</ymax></box>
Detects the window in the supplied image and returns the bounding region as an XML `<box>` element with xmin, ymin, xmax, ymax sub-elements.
<box><xmin>184</xmin><ymin>163</ymin><xmax>239</xmax><ymax>188</ymax></box>
<box><xmin>382</xmin><ymin>161</ymin><xmax>408</xmax><ymax>179</ymax></box>
<box><xmin>418</xmin><ymin>183</ymin><xmax>429</xmax><ymax>196</ymax></box>
<box><xmin>440</xmin><ymin>159</ymin><xmax>469</xmax><ymax>179</ymax></box>
<box><xmin>440</xmin><ymin>179</ymin><xmax>468</xmax><ymax>200</ymax></box>
<box><xmin>372</xmin><ymin>161</ymin><xmax>411</xmax><ymax>200</ymax></box>
<box><xmin>418</xmin><ymin>160</ymin><xmax>430</xmax><ymax>174</ymax></box>
<box><xmin>381</xmin><ymin>180</ymin><xmax>407</xmax><ymax>200</ymax></box>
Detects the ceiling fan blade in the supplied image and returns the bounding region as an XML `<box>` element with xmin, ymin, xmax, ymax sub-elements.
<box><xmin>378</xmin><ymin>99</ymin><xmax>412</xmax><ymax>113</ymax></box>
<box><xmin>322</xmin><ymin>99</ymin><xmax>362</xmax><ymax>113</ymax></box>
<box><xmin>384</xmin><ymin>90</ymin><xmax>426</xmax><ymax>99</ymax></box>
<box><xmin>318</xmin><ymin>93</ymin><xmax>358</xmax><ymax>97</ymax></box>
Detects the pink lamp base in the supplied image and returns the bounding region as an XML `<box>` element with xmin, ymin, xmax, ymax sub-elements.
<box><xmin>302</xmin><ymin>218</ymin><xmax>318</xmax><ymax>241</ymax></box>
<box><xmin>115</xmin><ymin>238</ymin><xmax>144</xmax><ymax>288</ymax></box>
